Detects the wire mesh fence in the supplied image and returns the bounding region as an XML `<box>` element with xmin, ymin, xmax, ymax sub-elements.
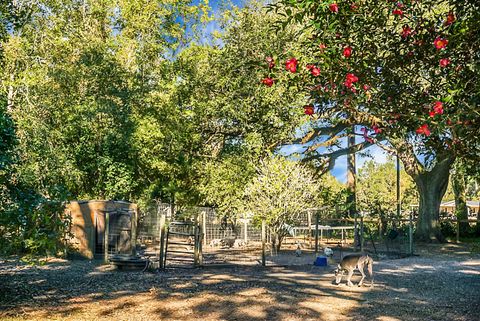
<box><xmin>134</xmin><ymin>203</ymin><xmax>480</xmax><ymax>267</ymax></box>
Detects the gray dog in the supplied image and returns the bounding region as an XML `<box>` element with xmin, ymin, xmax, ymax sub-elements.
<box><xmin>334</xmin><ymin>253</ymin><xmax>374</xmax><ymax>287</ymax></box>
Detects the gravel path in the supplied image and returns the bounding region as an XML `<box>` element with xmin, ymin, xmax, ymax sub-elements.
<box><xmin>1</xmin><ymin>243</ymin><xmax>479</xmax><ymax>321</ymax></box>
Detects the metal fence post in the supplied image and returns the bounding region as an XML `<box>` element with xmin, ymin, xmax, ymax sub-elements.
<box><xmin>202</xmin><ymin>211</ymin><xmax>207</xmax><ymax>246</ymax></box>
<box><xmin>198</xmin><ymin>213</ymin><xmax>203</xmax><ymax>266</ymax></box>
<box><xmin>315</xmin><ymin>211</ymin><xmax>319</xmax><ymax>256</ymax></box>
<box><xmin>261</xmin><ymin>219</ymin><xmax>266</xmax><ymax>266</ymax></box>
<box><xmin>409</xmin><ymin>211</ymin><xmax>414</xmax><ymax>255</ymax></box>
<box><xmin>194</xmin><ymin>213</ymin><xmax>199</xmax><ymax>267</ymax></box>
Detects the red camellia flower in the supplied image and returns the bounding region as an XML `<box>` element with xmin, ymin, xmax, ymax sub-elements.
<box><xmin>434</xmin><ymin>37</ymin><xmax>448</xmax><ymax>50</ymax></box>
<box><xmin>363</xmin><ymin>84</ymin><xmax>370</xmax><ymax>91</ymax></box>
<box><xmin>401</xmin><ymin>26</ymin><xmax>412</xmax><ymax>38</ymax></box>
<box><xmin>343</xmin><ymin>46</ymin><xmax>352</xmax><ymax>58</ymax></box>
<box><xmin>329</xmin><ymin>3</ymin><xmax>339</xmax><ymax>13</ymax></box>
<box><xmin>429</xmin><ymin>111</ymin><xmax>436</xmax><ymax>118</ymax></box>
<box><xmin>433</xmin><ymin>101</ymin><xmax>444</xmax><ymax>115</ymax></box>
<box><xmin>311</xmin><ymin>66</ymin><xmax>321</xmax><ymax>76</ymax></box>
<box><xmin>372</xmin><ymin>125</ymin><xmax>382</xmax><ymax>134</ymax></box>
<box><xmin>392</xmin><ymin>9</ymin><xmax>403</xmax><ymax>16</ymax></box>
<box><xmin>285</xmin><ymin>57</ymin><xmax>298</xmax><ymax>73</ymax></box>
<box><xmin>361</xmin><ymin>127</ymin><xmax>374</xmax><ymax>143</ymax></box>
<box><xmin>344</xmin><ymin>73</ymin><xmax>359</xmax><ymax>88</ymax></box>
<box><xmin>266</xmin><ymin>56</ymin><xmax>275</xmax><ymax>69</ymax></box>
<box><xmin>261</xmin><ymin>77</ymin><xmax>274</xmax><ymax>87</ymax></box>
<box><xmin>416</xmin><ymin>124</ymin><xmax>431</xmax><ymax>136</ymax></box>
<box><xmin>439</xmin><ymin>58</ymin><xmax>450</xmax><ymax>68</ymax></box>
<box><xmin>304</xmin><ymin>104</ymin><xmax>314</xmax><ymax>115</ymax></box>
<box><xmin>445</xmin><ymin>12</ymin><xmax>455</xmax><ymax>26</ymax></box>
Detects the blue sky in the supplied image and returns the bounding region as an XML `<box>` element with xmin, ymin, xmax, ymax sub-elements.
<box><xmin>278</xmin><ymin>139</ymin><xmax>390</xmax><ymax>184</ymax></box>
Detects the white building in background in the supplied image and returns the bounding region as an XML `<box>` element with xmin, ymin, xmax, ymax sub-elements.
<box><xmin>439</xmin><ymin>200</ymin><xmax>480</xmax><ymax>218</ymax></box>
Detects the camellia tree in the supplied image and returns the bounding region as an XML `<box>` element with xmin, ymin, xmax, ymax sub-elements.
<box><xmin>265</xmin><ymin>0</ymin><xmax>480</xmax><ymax>241</ymax></box>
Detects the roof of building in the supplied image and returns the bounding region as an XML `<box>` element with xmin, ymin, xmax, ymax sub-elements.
<box><xmin>440</xmin><ymin>200</ymin><xmax>480</xmax><ymax>208</ymax></box>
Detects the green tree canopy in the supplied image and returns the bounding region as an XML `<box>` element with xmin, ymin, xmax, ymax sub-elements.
<box><xmin>268</xmin><ymin>0</ymin><xmax>480</xmax><ymax>241</ymax></box>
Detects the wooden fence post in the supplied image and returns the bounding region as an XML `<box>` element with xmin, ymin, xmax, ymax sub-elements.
<box><xmin>104</xmin><ymin>212</ymin><xmax>110</xmax><ymax>264</ymax></box>
<box><xmin>131</xmin><ymin>208</ymin><xmax>138</xmax><ymax>256</ymax></box>
<box><xmin>158</xmin><ymin>212</ymin><xmax>166</xmax><ymax>269</ymax></box>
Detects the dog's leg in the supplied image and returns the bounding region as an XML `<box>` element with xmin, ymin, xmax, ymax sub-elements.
<box><xmin>346</xmin><ymin>269</ymin><xmax>354</xmax><ymax>287</ymax></box>
<box><xmin>358</xmin><ymin>264</ymin><xmax>366</xmax><ymax>287</ymax></box>
<box><xmin>335</xmin><ymin>270</ymin><xmax>344</xmax><ymax>285</ymax></box>
<box><xmin>368</xmin><ymin>258</ymin><xmax>374</xmax><ymax>287</ymax></box>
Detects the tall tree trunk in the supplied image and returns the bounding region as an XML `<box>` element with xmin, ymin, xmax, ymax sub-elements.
<box><xmin>347</xmin><ymin>127</ymin><xmax>358</xmax><ymax>247</ymax></box>
<box><xmin>413</xmin><ymin>156</ymin><xmax>453</xmax><ymax>242</ymax></box>
<box><xmin>477</xmin><ymin>209</ymin><xmax>480</xmax><ymax>237</ymax></box>
<box><xmin>392</xmin><ymin>137</ymin><xmax>455</xmax><ymax>243</ymax></box>
<box><xmin>451</xmin><ymin>165</ymin><xmax>469</xmax><ymax>236</ymax></box>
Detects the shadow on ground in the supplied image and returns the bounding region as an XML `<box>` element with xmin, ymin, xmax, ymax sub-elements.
<box><xmin>1</xmin><ymin>243</ymin><xmax>479</xmax><ymax>320</ymax></box>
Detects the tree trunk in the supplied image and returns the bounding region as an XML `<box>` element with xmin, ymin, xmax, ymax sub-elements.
<box><xmin>413</xmin><ymin>156</ymin><xmax>454</xmax><ymax>242</ymax></box>
<box><xmin>276</xmin><ymin>234</ymin><xmax>283</xmax><ymax>252</ymax></box>
<box><xmin>347</xmin><ymin>127</ymin><xmax>359</xmax><ymax>247</ymax></box>
<box><xmin>477</xmin><ymin>210</ymin><xmax>480</xmax><ymax>237</ymax></box>
<box><xmin>451</xmin><ymin>167</ymin><xmax>469</xmax><ymax>236</ymax></box>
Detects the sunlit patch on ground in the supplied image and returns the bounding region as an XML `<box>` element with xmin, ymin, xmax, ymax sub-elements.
<box><xmin>1</xmin><ymin>244</ymin><xmax>479</xmax><ymax>321</ymax></box>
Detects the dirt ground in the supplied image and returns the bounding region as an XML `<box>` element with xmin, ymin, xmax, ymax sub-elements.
<box><xmin>1</xmin><ymin>243</ymin><xmax>479</xmax><ymax>321</ymax></box>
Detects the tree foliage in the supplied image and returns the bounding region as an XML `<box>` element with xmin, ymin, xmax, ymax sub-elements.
<box><xmin>244</xmin><ymin>156</ymin><xmax>320</xmax><ymax>250</ymax></box>
<box><xmin>0</xmin><ymin>0</ymin><xmax>311</xmax><ymax>255</ymax></box>
<box><xmin>0</xmin><ymin>0</ymin><xmax>209</xmax><ymax>255</ymax></box>
<box><xmin>357</xmin><ymin>159</ymin><xmax>417</xmax><ymax>215</ymax></box>
<box><xmin>356</xmin><ymin>159</ymin><xmax>417</xmax><ymax>234</ymax></box>
<box><xmin>268</xmin><ymin>0</ymin><xmax>480</xmax><ymax>241</ymax></box>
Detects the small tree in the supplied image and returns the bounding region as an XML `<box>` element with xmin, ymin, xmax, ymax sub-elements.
<box><xmin>244</xmin><ymin>156</ymin><xmax>320</xmax><ymax>251</ymax></box>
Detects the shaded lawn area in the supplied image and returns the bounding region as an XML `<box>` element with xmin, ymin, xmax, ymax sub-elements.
<box><xmin>1</xmin><ymin>243</ymin><xmax>479</xmax><ymax>321</ymax></box>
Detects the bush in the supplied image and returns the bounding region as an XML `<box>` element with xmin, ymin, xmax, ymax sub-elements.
<box><xmin>440</xmin><ymin>220</ymin><xmax>456</xmax><ymax>238</ymax></box>
<box><xmin>0</xmin><ymin>187</ymin><xmax>70</xmax><ymax>257</ymax></box>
